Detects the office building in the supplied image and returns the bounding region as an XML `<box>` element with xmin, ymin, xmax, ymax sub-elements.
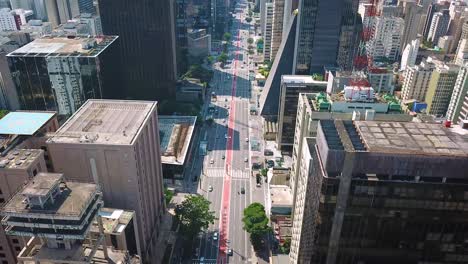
<box><xmin>289</xmin><ymin>93</ymin><xmax>411</xmax><ymax>210</ymax></box>
<box><xmin>0</xmin><ymin>31</ymin><xmax>30</xmax><ymax>110</ymax></box>
<box><xmin>367</xmin><ymin>67</ymin><xmax>394</xmax><ymax>94</ymax></box>
<box><xmin>270</xmin><ymin>0</ymin><xmax>284</xmax><ymax>61</ymax></box>
<box><xmin>293</xmin><ymin>0</ymin><xmax>360</xmax><ymax>74</ymax></box>
<box><xmin>1</xmin><ymin>172</ymin><xmax>139</xmax><ymax>264</ymax></box>
<box><xmin>79</xmin><ymin>13</ymin><xmax>102</xmax><ymax>35</ymax></box>
<box><xmin>20</xmin><ymin>19</ymin><xmax>52</xmax><ymax>39</ymax></box>
<box><xmin>447</xmin><ymin>13</ymin><xmax>467</xmax><ymax>54</ymax></box>
<box><xmin>366</xmin><ymin>16</ymin><xmax>404</xmax><ymax>62</ymax></box>
<box><xmin>427</xmin><ymin>9</ymin><xmax>450</xmax><ymax>44</ymax></box>
<box><xmin>259</xmin><ymin>0</ymin><xmax>267</xmax><ymax>35</ymax></box>
<box><xmin>290</xmin><ymin>120</ymin><xmax>468</xmax><ymax>264</ymax></box>
<box><xmin>447</xmin><ymin>64</ymin><xmax>468</xmax><ymax>124</ymax></box>
<box><xmin>282</xmin><ymin>0</ymin><xmax>297</xmax><ymax>38</ymax></box>
<box><xmin>0</xmin><ymin>111</ymin><xmax>59</xmax><ymax>264</ymax></box>
<box><xmin>44</xmin><ymin>0</ymin><xmax>94</xmax><ymax>26</ymax></box>
<box><xmin>259</xmin><ymin>13</ymin><xmax>297</xmax><ymax>117</ymax></box>
<box><xmin>7</xmin><ymin>35</ymin><xmax>120</xmax><ymax>116</ymax></box>
<box><xmin>400</xmin><ymin>38</ymin><xmax>419</xmax><ymax>71</ymax></box>
<box><xmin>277</xmin><ymin>75</ymin><xmax>326</xmax><ymax>150</ymax></box>
<box><xmin>187</xmin><ymin>28</ymin><xmax>211</xmax><ymax>57</ymax></box>
<box><xmin>0</xmin><ymin>8</ymin><xmax>19</xmax><ymax>31</ymax></box>
<box><xmin>98</xmin><ymin>0</ymin><xmax>177</xmax><ymax>101</ymax></box>
<box><xmin>401</xmin><ymin>58</ymin><xmax>436</xmax><ymax>101</ymax></box>
<box><xmin>425</xmin><ymin>63</ymin><xmax>459</xmax><ymax>116</ymax></box>
<box><xmin>175</xmin><ymin>0</ymin><xmax>187</xmax><ymax>50</ymax></box>
<box><xmin>263</xmin><ymin>2</ymin><xmax>273</xmax><ymax>62</ymax></box>
<box><xmin>47</xmin><ymin>100</ymin><xmax>166</xmax><ymax>263</ymax></box>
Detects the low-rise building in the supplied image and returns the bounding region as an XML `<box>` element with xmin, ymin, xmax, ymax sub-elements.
<box><xmin>187</xmin><ymin>29</ymin><xmax>211</xmax><ymax>57</ymax></box>
<box><xmin>0</xmin><ymin>172</ymin><xmax>139</xmax><ymax>264</ymax></box>
<box><xmin>367</xmin><ymin>67</ymin><xmax>395</xmax><ymax>94</ymax></box>
<box><xmin>176</xmin><ymin>78</ymin><xmax>205</xmax><ymax>103</ymax></box>
<box><xmin>20</xmin><ymin>20</ymin><xmax>52</xmax><ymax>39</ymax></box>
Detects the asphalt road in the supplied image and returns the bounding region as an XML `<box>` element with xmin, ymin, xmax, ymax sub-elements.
<box><xmin>191</xmin><ymin>1</ymin><xmax>265</xmax><ymax>263</ymax></box>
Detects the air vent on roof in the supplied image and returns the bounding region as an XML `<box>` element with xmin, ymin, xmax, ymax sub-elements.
<box><xmin>8</xmin><ymin>156</ymin><xmax>14</xmax><ymax>160</ymax></box>
<box><xmin>12</xmin><ymin>151</ymin><xmax>19</xmax><ymax>155</ymax></box>
<box><xmin>20</xmin><ymin>156</ymin><xmax>27</xmax><ymax>160</ymax></box>
<box><xmin>15</xmin><ymin>161</ymin><xmax>22</xmax><ymax>165</ymax></box>
<box><xmin>25</xmin><ymin>152</ymin><xmax>31</xmax><ymax>156</ymax></box>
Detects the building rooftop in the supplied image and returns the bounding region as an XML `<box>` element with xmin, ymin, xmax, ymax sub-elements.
<box><xmin>0</xmin><ymin>112</ymin><xmax>55</xmax><ymax>135</ymax></box>
<box><xmin>21</xmin><ymin>173</ymin><xmax>62</xmax><ymax>197</ymax></box>
<box><xmin>3</xmin><ymin>175</ymin><xmax>99</xmax><ymax>219</ymax></box>
<box><xmin>0</xmin><ymin>149</ymin><xmax>43</xmax><ymax>170</ymax></box>
<box><xmin>354</xmin><ymin>121</ymin><xmax>468</xmax><ymax>156</ymax></box>
<box><xmin>159</xmin><ymin>116</ymin><xmax>196</xmax><ymax>165</ymax></box>
<box><xmin>48</xmin><ymin>100</ymin><xmax>157</xmax><ymax>145</ymax></box>
<box><xmin>281</xmin><ymin>75</ymin><xmax>327</xmax><ymax>85</ymax></box>
<box><xmin>270</xmin><ymin>185</ymin><xmax>293</xmax><ymax>207</ymax></box>
<box><xmin>91</xmin><ymin>208</ymin><xmax>134</xmax><ymax>235</ymax></box>
<box><xmin>8</xmin><ymin>35</ymin><xmax>118</xmax><ymax>57</ymax></box>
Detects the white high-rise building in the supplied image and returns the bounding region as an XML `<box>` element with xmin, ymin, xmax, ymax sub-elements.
<box><xmin>446</xmin><ymin>63</ymin><xmax>468</xmax><ymax>123</ymax></box>
<box><xmin>455</xmin><ymin>39</ymin><xmax>468</xmax><ymax>65</ymax></box>
<box><xmin>400</xmin><ymin>38</ymin><xmax>420</xmax><ymax>71</ymax></box>
<box><xmin>427</xmin><ymin>9</ymin><xmax>450</xmax><ymax>44</ymax></box>
<box><xmin>0</xmin><ymin>8</ymin><xmax>18</xmax><ymax>31</ymax></box>
<box><xmin>366</xmin><ymin>16</ymin><xmax>405</xmax><ymax>61</ymax></box>
<box><xmin>401</xmin><ymin>57</ymin><xmax>436</xmax><ymax>102</ymax></box>
<box><xmin>263</xmin><ymin>2</ymin><xmax>273</xmax><ymax>62</ymax></box>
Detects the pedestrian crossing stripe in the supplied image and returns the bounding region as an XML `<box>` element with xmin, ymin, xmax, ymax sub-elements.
<box><xmin>205</xmin><ymin>169</ymin><xmax>250</xmax><ymax>179</ymax></box>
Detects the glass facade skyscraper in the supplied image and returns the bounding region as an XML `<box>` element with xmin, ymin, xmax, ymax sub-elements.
<box><xmin>99</xmin><ymin>0</ymin><xmax>177</xmax><ymax>101</ymax></box>
<box><xmin>293</xmin><ymin>0</ymin><xmax>359</xmax><ymax>74</ymax></box>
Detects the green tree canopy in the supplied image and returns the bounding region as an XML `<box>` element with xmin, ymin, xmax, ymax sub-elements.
<box><xmin>243</xmin><ymin>203</ymin><xmax>271</xmax><ymax>250</ymax></box>
<box><xmin>256</xmin><ymin>38</ymin><xmax>264</xmax><ymax>45</ymax></box>
<box><xmin>245</xmin><ymin>17</ymin><xmax>252</xmax><ymax>22</ymax></box>
<box><xmin>175</xmin><ymin>195</ymin><xmax>216</xmax><ymax>238</ymax></box>
<box><xmin>247</xmin><ymin>38</ymin><xmax>254</xmax><ymax>44</ymax></box>
<box><xmin>217</xmin><ymin>52</ymin><xmax>229</xmax><ymax>64</ymax></box>
<box><xmin>223</xmin><ymin>32</ymin><xmax>232</xmax><ymax>41</ymax></box>
<box><xmin>183</xmin><ymin>64</ymin><xmax>213</xmax><ymax>83</ymax></box>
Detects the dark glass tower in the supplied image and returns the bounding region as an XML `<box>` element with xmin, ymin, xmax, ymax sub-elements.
<box><xmin>293</xmin><ymin>0</ymin><xmax>360</xmax><ymax>74</ymax></box>
<box><xmin>99</xmin><ymin>0</ymin><xmax>177</xmax><ymax>101</ymax></box>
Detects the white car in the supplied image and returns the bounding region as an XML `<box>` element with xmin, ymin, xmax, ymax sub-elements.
<box><xmin>245</xmin><ymin>137</ymin><xmax>249</xmax><ymax>142</ymax></box>
<box><xmin>213</xmin><ymin>232</ymin><xmax>218</xmax><ymax>240</ymax></box>
<box><xmin>208</xmin><ymin>185</ymin><xmax>213</xmax><ymax>192</ymax></box>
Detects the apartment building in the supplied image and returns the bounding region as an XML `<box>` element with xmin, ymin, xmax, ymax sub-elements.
<box><xmin>401</xmin><ymin>58</ymin><xmax>436</xmax><ymax>101</ymax></box>
<box><xmin>290</xmin><ymin>120</ymin><xmax>468</xmax><ymax>263</ymax></box>
<box><xmin>425</xmin><ymin>63</ymin><xmax>459</xmax><ymax>116</ymax></box>
<box><xmin>446</xmin><ymin>64</ymin><xmax>468</xmax><ymax>123</ymax></box>
<box><xmin>366</xmin><ymin>16</ymin><xmax>404</xmax><ymax>62</ymax></box>
<box><xmin>46</xmin><ymin>100</ymin><xmax>165</xmax><ymax>263</ymax></box>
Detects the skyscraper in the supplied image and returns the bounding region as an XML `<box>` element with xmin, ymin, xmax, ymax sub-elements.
<box><xmin>293</xmin><ymin>0</ymin><xmax>360</xmax><ymax>74</ymax></box>
<box><xmin>270</xmin><ymin>0</ymin><xmax>285</xmax><ymax>61</ymax></box>
<box><xmin>45</xmin><ymin>0</ymin><xmax>94</xmax><ymax>26</ymax></box>
<box><xmin>99</xmin><ymin>0</ymin><xmax>177</xmax><ymax>101</ymax></box>
<box><xmin>427</xmin><ymin>9</ymin><xmax>450</xmax><ymax>44</ymax></box>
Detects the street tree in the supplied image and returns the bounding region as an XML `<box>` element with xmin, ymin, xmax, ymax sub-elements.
<box><xmin>217</xmin><ymin>52</ymin><xmax>228</xmax><ymax>64</ymax></box>
<box><xmin>247</xmin><ymin>38</ymin><xmax>254</xmax><ymax>44</ymax></box>
<box><xmin>223</xmin><ymin>32</ymin><xmax>232</xmax><ymax>42</ymax></box>
<box><xmin>242</xmin><ymin>203</ymin><xmax>271</xmax><ymax>250</ymax></box>
<box><xmin>175</xmin><ymin>195</ymin><xmax>216</xmax><ymax>238</ymax></box>
<box><xmin>245</xmin><ymin>17</ymin><xmax>252</xmax><ymax>22</ymax></box>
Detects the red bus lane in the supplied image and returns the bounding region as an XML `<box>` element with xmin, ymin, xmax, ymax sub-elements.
<box><xmin>217</xmin><ymin>22</ymin><xmax>241</xmax><ymax>264</ymax></box>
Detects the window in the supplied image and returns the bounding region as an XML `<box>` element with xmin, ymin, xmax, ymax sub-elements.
<box><xmin>14</xmin><ymin>247</ymin><xmax>20</xmax><ymax>252</ymax></box>
<box><xmin>0</xmin><ymin>198</ymin><xmax>4</xmax><ymax>203</ymax></box>
<box><xmin>0</xmin><ymin>253</ymin><xmax>5</xmax><ymax>258</ymax></box>
<box><xmin>2</xmin><ymin>260</ymin><xmax>7</xmax><ymax>264</ymax></box>
<box><xmin>11</xmin><ymin>239</ymin><xmax>18</xmax><ymax>244</ymax></box>
<box><xmin>33</xmin><ymin>169</ymin><xmax>37</xmax><ymax>176</ymax></box>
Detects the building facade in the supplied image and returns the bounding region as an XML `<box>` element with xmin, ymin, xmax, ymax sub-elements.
<box><xmin>99</xmin><ymin>0</ymin><xmax>177</xmax><ymax>101</ymax></box>
<box><xmin>0</xmin><ymin>8</ymin><xmax>18</xmax><ymax>31</ymax></box>
<box><xmin>294</xmin><ymin>0</ymin><xmax>359</xmax><ymax>74</ymax></box>
<box><xmin>447</xmin><ymin>64</ymin><xmax>468</xmax><ymax>124</ymax></box>
<box><xmin>366</xmin><ymin>16</ymin><xmax>404</xmax><ymax>62</ymax></box>
<box><xmin>277</xmin><ymin>75</ymin><xmax>327</xmax><ymax>150</ymax></box>
<box><xmin>47</xmin><ymin>100</ymin><xmax>166</xmax><ymax>264</ymax></box>
<box><xmin>401</xmin><ymin>58</ymin><xmax>436</xmax><ymax>102</ymax></box>
<box><xmin>427</xmin><ymin>9</ymin><xmax>450</xmax><ymax>44</ymax></box>
<box><xmin>269</xmin><ymin>0</ymin><xmax>284</xmax><ymax>61</ymax></box>
<box><xmin>263</xmin><ymin>2</ymin><xmax>273</xmax><ymax>62</ymax></box>
<box><xmin>290</xmin><ymin>120</ymin><xmax>468</xmax><ymax>264</ymax></box>
<box><xmin>400</xmin><ymin>38</ymin><xmax>419</xmax><ymax>72</ymax></box>
<box><xmin>425</xmin><ymin>63</ymin><xmax>459</xmax><ymax>116</ymax></box>
<box><xmin>7</xmin><ymin>36</ymin><xmax>120</xmax><ymax>116</ymax></box>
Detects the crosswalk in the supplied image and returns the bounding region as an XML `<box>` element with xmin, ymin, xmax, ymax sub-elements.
<box><xmin>206</xmin><ymin>168</ymin><xmax>250</xmax><ymax>179</ymax></box>
<box><xmin>191</xmin><ymin>258</ymin><xmax>217</xmax><ymax>264</ymax></box>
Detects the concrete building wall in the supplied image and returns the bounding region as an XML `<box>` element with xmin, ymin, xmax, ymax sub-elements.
<box><xmin>401</xmin><ymin>61</ymin><xmax>435</xmax><ymax>101</ymax></box>
<box><xmin>270</xmin><ymin>0</ymin><xmax>284</xmax><ymax>61</ymax></box>
<box><xmin>447</xmin><ymin>64</ymin><xmax>468</xmax><ymax>123</ymax></box>
<box><xmin>425</xmin><ymin>64</ymin><xmax>459</xmax><ymax>116</ymax></box>
<box><xmin>46</xmin><ymin>103</ymin><xmax>164</xmax><ymax>263</ymax></box>
<box><xmin>263</xmin><ymin>2</ymin><xmax>273</xmax><ymax>62</ymax></box>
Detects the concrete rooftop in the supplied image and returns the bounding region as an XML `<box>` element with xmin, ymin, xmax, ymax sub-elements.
<box><xmin>48</xmin><ymin>100</ymin><xmax>157</xmax><ymax>145</ymax></box>
<box><xmin>0</xmin><ymin>149</ymin><xmax>43</xmax><ymax>170</ymax></box>
<box><xmin>21</xmin><ymin>173</ymin><xmax>62</xmax><ymax>197</ymax></box>
<box><xmin>159</xmin><ymin>116</ymin><xmax>196</xmax><ymax>165</ymax></box>
<box><xmin>8</xmin><ymin>35</ymin><xmax>118</xmax><ymax>57</ymax></box>
<box><xmin>3</xmin><ymin>178</ymin><xmax>98</xmax><ymax>219</ymax></box>
<box><xmin>355</xmin><ymin>121</ymin><xmax>468</xmax><ymax>156</ymax></box>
